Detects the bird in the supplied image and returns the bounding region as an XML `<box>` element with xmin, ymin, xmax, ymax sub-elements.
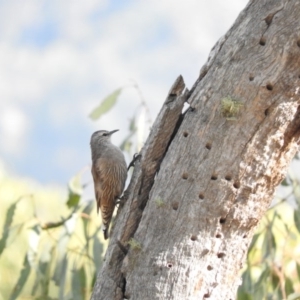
<box><xmin>90</xmin><ymin>129</ymin><xmax>127</xmax><ymax>240</ymax></box>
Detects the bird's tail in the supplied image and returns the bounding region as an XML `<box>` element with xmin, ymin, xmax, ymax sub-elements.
<box><xmin>102</xmin><ymin>226</ymin><xmax>109</xmax><ymax>240</ymax></box>
<box><xmin>101</xmin><ymin>205</ymin><xmax>113</xmax><ymax>240</ymax></box>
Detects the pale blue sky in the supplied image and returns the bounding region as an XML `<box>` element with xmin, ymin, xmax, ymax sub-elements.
<box><xmin>0</xmin><ymin>0</ymin><xmax>248</xmax><ymax>184</ymax></box>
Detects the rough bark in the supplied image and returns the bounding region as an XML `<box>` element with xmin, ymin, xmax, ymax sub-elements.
<box><xmin>91</xmin><ymin>0</ymin><xmax>300</xmax><ymax>299</ymax></box>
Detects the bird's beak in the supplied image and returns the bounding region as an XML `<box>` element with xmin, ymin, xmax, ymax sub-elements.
<box><xmin>108</xmin><ymin>129</ymin><xmax>119</xmax><ymax>135</ymax></box>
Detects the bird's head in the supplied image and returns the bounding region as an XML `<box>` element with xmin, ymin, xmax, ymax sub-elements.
<box><xmin>90</xmin><ymin>129</ymin><xmax>119</xmax><ymax>145</ymax></box>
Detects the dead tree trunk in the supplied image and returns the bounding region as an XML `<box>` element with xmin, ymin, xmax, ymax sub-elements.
<box><xmin>91</xmin><ymin>0</ymin><xmax>300</xmax><ymax>299</ymax></box>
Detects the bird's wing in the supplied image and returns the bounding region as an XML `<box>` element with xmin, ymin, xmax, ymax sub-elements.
<box><xmin>91</xmin><ymin>161</ymin><xmax>102</xmax><ymax>214</ymax></box>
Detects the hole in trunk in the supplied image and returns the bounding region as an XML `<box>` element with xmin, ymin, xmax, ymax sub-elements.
<box><xmin>191</xmin><ymin>235</ymin><xmax>197</xmax><ymax>241</ymax></box>
<box><xmin>233</xmin><ymin>182</ymin><xmax>240</xmax><ymax>189</ymax></box>
<box><xmin>205</xmin><ymin>143</ymin><xmax>212</xmax><ymax>150</ymax></box>
<box><xmin>259</xmin><ymin>37</ymin><xmax>266</xmax><ymax>46</ymax></box>
<box><xmin>172</xmin><ymin>202</ymin><xmax>179</xmax><ymax>210</ymax></box>
<box><xmin>219</xmin><ymin>218</ymin><xmax>226</xmax><ymax>224</ymax></box>
<box><xmin>225</xmin><ymin>175</ymin><xmax>232</xmax><ymax>181</ymax></box>
<box><xmin>211</xmin><ymin>174</ymin><xmax>218</xmax><ymax>180</ymax></box>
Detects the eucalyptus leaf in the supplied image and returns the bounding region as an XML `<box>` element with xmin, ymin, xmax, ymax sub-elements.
<box><xmin>52</xmin><ymin>235</ymin><xmax>69</xmax><ymax>286</ymax></box>
<box><xmin>237</xmin><ymin>288</ymin><xmax>253</xmax><ymax>300</ymax></box>
<box><xmin>285</xmin><ymin>276</ymin><xmax>295</xmax><ymax>296</ymax></box>
<box><xmin>58</xmin><ymin>254</ymin><xmax>68</xmax><ymax>300</ymax></box>
<box><xmin>294</xmin><ymin>209</ymin><xmax>300</xmax><ymax>234</ymax></box>
<box><xmin>71</xmin><ymin>267</ymin><xmax>86</xmax><ymax>300</ymax></box>
<box><xmin>262</xmin><ymin>229</ymin><xmax>276</xmax><ymax>259</ymax></box>
<box><xmin>296</xmin><ymin>263</ymin><xmax>300</xmax><ymax>279</ymax></box>
<box><xmin>82</xmin><ymin>201</ymin><xmax>94</xmax><ymax>242</ymax></box>
<box><xmin>66</xmin><ymin>191</ymin><xmax>81</xmax><ymax>209</ymax></box>
<box><xmin>89</xmin><ymin>88</ymin><xmax>122</xmax><ymax>120</ymax></box>
<box><xmin>241</xmin><ymin>268</ymin><xmax>252</xmax><ymax>293</ymax></box>
<box><xmin>67</xmin><ymin>174</ymin><xmax>82</xmax><ymax>208</ymax></box>
<box><xmin>9</xmin><ymin>254</ymin><xmax>31</xmax><ymax>300</ymax></box>
<box><xmin>247</xmin><ymin>233</ymin><xmax>260</xmax><ymax>254</ymax></box>
<box><xmin>287</xmin><ymin>292</ymin><xmax>300</xmax><ymax>300</ymax></box>
<box><xmin>0</xmin><ymin>200</ymin><xmax>18</xmax><ymax>256</ymax></box>
<box><xmin>93</xmin><ymin>236</ymin><xmax>104</xmax><ymax>271</ymax></box>
<box><xmin>281</xmin><ymin>177</ymin><xmax>290</xmax><ymax>186</ymax></box>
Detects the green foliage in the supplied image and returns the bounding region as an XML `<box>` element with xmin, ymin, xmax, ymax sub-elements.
<box><xmin>221</xmin><ymin>96</ymin><xmax>243</xmax><ymax>120</ymax></box>
<box><xmin>238</xmin><ymin>173</ymin><xmax>300</xmax><ymax>299</ymax></box>
<box><xmin>0</xmin><ymin>174</ymin><xmax>105</xmax><ymax>300</ymax></box>
<box><xmin>128</xmin><ymin>238</ymin><xmax>142</xmax><ymax>251</ymax></box>
<box><xmin>9</xmin><ymin>254</ymin><xmax>31</xmax><ymax>300</ymax></box>
<box><xmin>0</xmin><ymin>198</ymin><xmax>19</xmax><ymax>256</ymax></box>
<box><xmin>155</xmin><ymin>198</ymin><xmax>165</xmax><ymax>208</ymax></box>
<box><xmin>89</xmin><ymin>88</ymin><xmax>122</xmax><ymax>120</ymax></box>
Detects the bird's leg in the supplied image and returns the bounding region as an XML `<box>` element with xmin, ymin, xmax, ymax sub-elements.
<box><xmin>127</xmin><ymin>153</ymin><xmax>141</xmax><ymax>170</ymax></box>
<box><xmin>115</xmin><ymin>189</ymin><xmax>130</xmax><ymax>208</ymax></box>
<box><xmin>115</xmin><ymin>197</ymin><xmax>123</xmax><ymax>206</ymax></box>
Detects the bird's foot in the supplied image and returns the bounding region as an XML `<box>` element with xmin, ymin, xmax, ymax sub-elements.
<box><xmin>127</xmin><ymin>153</ymin><xmax>141</xmax><ymax>170</ymax></box>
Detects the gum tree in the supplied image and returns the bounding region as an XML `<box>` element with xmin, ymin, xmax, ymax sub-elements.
<box><xmin>92</xmin><ymin>0</ymin><xmax>300</xmax><ymax>299</ymax></box>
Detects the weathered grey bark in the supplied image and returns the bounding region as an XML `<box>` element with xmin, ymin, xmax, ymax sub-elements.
<box><xmin>91</xmin><ymin>0</ymin><xmax>300</xmax><ymax>299</ymax></box>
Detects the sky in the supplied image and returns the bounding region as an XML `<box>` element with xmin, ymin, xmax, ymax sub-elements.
<box><xmin>0</xmin><ymin>0</ymin><xmax>249</xmax><ymax>186</ymax></box>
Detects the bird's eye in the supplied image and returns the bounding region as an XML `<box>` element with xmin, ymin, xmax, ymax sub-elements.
<box><xmin>103</xmin><ymin>133</ymin><xmax>108</xmax><ymax>136</ymax></box>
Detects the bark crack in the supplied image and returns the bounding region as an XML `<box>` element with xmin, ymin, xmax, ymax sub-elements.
<box><xmin>92</xmin><ymin>75</ymin><xmax>187</xmax><ymax>300</ymax></box>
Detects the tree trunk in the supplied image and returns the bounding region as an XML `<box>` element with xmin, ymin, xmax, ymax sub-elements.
<box><xmin>91</xmin><ymin>0</ymin><xmax>300</xmax><ymax>299</ymax></box>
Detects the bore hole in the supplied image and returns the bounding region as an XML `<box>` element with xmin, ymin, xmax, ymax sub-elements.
<box><xmin>219</xmin><ymin>218</ymin><xmax>226</xmax><ymax>224</ymax></box>
<box><xmin>215</xmin><ymin>233</ymin><xmax>222</xmax><ymax>238</ymax></box>
<box><xmin>204</xmin><ymin>293</ymin><xmax>210</xmax><ymax>298</ymax></box>
<box><xmin>207</xmin><ymin>265</ymin><xmax>213</xmax><ymax>271</ymax></box>
<box><xmin>233</xmin><ymin>182</ymin><xmax>240</xmax><ymax>189</ymax></box>
<box><xmin>298</xmin><ymin>75</ymin><xmax>300</xmax><ymax>79</ymax></box>
<box><xmin>183</xmin><ymin>132</ymin><xmax>189</xmax><ymax>137</ymax></box>
<box><xmin>167</xmin><ymin>263</ymin><xmax>172</xmax><ymax>268</ymax></box>
<box><xmin>205</xmin><ymin>143</ymin><xmax>212</xmax><ymax>150</ymax></box>
<box><xmin>259</xmin><ymin>37</ymin><xmax>266</xmax><ymax>46</ymax></box>
<box><xmin>199</xmin><ymin>193</ymin><xmax>204</xmax><ymax>199</ymax></box>
<box><xmin>172</xmin><ymin>202</ymin><xmax>179</xmax><ymax>210</ymax></box>
<box><xmin>182</xmin><ymin>173</ymin><xmax>188</xmax><ymax>180</ymax></box>
<box><xmin>265</xmin><ymin>15</ymin><xmax>273</xmax><ymax>26</ymax></box>
<box><xmin>264</xmin><ymin>108</ymin><xmax>269</xmax><ymax>116</ymax></box>
<box><xmin>191</xmin><ymin>235</ymin><xmax>197</xmax><ymax>241</ymax></box>
<box><xmin>153</xmin><ymin>271</ymin><xmax>158</xmax><ymax>276</ymax></box>
<box><xmin>211</xmin><ymin>175</ymin><xmax>218</xmax><ymax>180</ymax></box>
<box><xmin>297</xmin><ymin>40</ymin><xmax>300</xmax><ymax>48</ymax></box>
<box><xmin>266</xmin><ymin>83</ymin><xmax>273</xmax><ymax>91</ymax></box>
<box><xmin>202</xmin><ymin>249</ymin><xmax>209</xmax><ymax>256</ymax></box>
<box><xmin>249</xmin><ymin>75</ymin><xmax>254</xmax><ymax>81</ymax></box>
<box><xmin>225</xmin><ymin>175</ymin><xmax>232</xmax><ymax>181</ymax></box>
<box><xmin>243</xmin><ymin>234</ymin><xmax>247</xmax><ymax>238</ymax></box>
<box><xmin>217</xmin><ymin>253</ymin><xmax>226</xmax><ymax>258</ymax></box>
